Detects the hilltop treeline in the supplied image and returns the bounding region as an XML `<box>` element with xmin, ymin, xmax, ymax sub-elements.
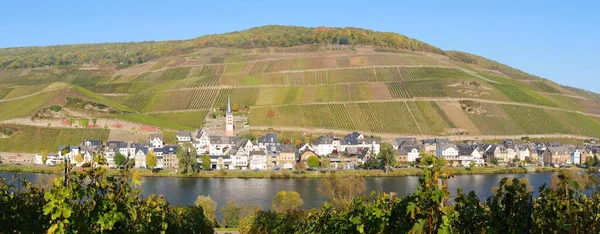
<box><xmin>0</xmin><ymin>25</ymin><xmax>442</xmax><ymax>69</ymax></box>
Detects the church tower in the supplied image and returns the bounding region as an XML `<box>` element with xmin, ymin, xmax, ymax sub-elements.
<box><xmin>225</xmin><ymin>96</ymin><xmax>234</xmax><ymax>136</ymax></box>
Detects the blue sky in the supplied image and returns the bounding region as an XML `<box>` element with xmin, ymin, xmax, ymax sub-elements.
<box><xmin>1</xmin><ymin>0</ymin><xmax>598</xmax><ymax>92</ymax></box>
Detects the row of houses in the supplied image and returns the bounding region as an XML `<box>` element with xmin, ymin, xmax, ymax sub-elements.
<box><xmin>34</xmin><ymin>129</ymin><xmax>598</xmax><ymax>170</ymax></box>
<box><xmin>399</xmin><ymin>138</ymin><xmax>596</xmax><ymax>166</ymax></box>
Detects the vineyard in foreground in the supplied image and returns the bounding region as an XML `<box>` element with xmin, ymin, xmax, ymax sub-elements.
<box><xmin>2</xmin><ymin>161</ymin><xmax>600</xmax><ymax>233</ymax></box>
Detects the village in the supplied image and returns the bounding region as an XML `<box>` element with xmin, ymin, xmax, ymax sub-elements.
<box><xmin>24</xmin><ymin>97</ymin><xmax>598</xmax><ymax>171</ymax></box>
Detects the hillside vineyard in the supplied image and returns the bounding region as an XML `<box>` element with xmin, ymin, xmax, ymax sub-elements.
<box><xmin>0</xmin><ymin>25</ymin><xmax>600</xmax><ymax>146</ymax></box>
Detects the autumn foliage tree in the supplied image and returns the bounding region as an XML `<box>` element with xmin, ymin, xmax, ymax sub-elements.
<box><xmin>271</xmin><ymin>191</ymin><xmax>304</xmax><ymax>213</ymax></box>
<box><xmin>146</xmin><ymin>151</ymin><xmax>157</xmax><ymax>170</ymax></box>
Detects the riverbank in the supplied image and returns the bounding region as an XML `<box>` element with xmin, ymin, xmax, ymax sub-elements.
<box><xmin>0</xmin><ymin>164</ymin><xmax>581</xmax><ymax>178</ymax></box>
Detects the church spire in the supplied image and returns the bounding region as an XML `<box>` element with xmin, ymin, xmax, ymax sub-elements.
<box><xmin>226</xmin><ymin>95</ymin><xmax>232</xmax><ymax>113</ymax></box>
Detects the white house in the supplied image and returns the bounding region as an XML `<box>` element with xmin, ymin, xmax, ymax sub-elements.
<box><xmin>229</xmin><ymin>140</ymin><xmax>252</xmax><ymax>169</ymax></box>
<box><xmin>313</xmin><ymin>135</ymin><xmax>337</xmax><ymax>156</ymax></box>
<box><xmin>436</xmin><ymin>143</ymin><xmax>458</xmax><ymax>160</ymax></box>
<box><xmin>194</xmin><ymin>128</ymin><xmax>211</xmax><ymax>154</ymax></box>
<box><xmin>177</xmin><ymin>130</ymin><xmax>192</xmax><ymax>143</ymax></box>
<box><xmin>457</xmin><ymin>147</ymin><xmax>484</xmax><ymax>167</ymax></box>
<box><xmin>134</xmin><ymin>146</ymin><xmax>149</xmax><ymax>168</ymax></box>
<box><xmin>149</xmin><ymin>133</ymin><xmax>164</xmax><ymax>149</ymax></box>
<box><xmin>507</xmin><ymin>147</ymin><xmax>517</xmax><ymax>161</ymax></box>
<box><xmin>571</xmin><ymin>149</ymin><xmax>582</xmax><ymax>165</ymax></box>
<box><xmin>209</xmin><ymin>155</ymin><xmax>232</xmax><ymax>170</ymax></box>
<box><xmin>398</xmin><ymin>146</ymin><xmax>421</xmax><ymax>162</ymax></box>
<box><xmin>258</xmin><ymin>133</ymin><xmax>280</xmax><ymax>155</ymax></box>
<box><xmin>516</xmin><ymin>145</ymin><xmax>531</xmax><ymax>161</ymax></box>
<box><xmin>34</xmin><ymin>154</ymin><xmax>60</xmax><ymax>165</ymax></box>
<box><xmin>105</xmin><ymin>141</ymin><xmax>129</xmax><ymax>166</ymax></box>
<box><xmin>209</xmin><ymin>136</ymin><xmax>241</xmax><ymax>156</ymax></box>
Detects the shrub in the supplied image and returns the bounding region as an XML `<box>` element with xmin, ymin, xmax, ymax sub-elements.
<box><xmin>49</xmin><ymin>105</ymin><xmax>62</xmax><ymax>112</ymax></box>
<box><xmin>0</xmin><ymin>168</ymin><xmax>213</xmax><ymax>233</ymax></box>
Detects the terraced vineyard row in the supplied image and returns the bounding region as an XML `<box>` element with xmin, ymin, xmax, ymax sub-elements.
<box><xmin>491</xmin><ymin>83</ymin><xmax>557</xmax><ymax>107</ymax></box>
<box><xmin>357</xmin><ymin>103</ymin><xmax>385</xmax><ymax>132</ymax></box>
<box><xmin>374</xmin><ymin>67</ymin><xmax>403</xmax><ymax>81</ymax></box>
<box><xmin>402</xmin><ymin>67</ymin><xmax>468</xmax><ymax>81</ymax></box>
<box><xmin>249</xmin><ymin>104</ymin><xmax>355</xmax><ymax>130</ymax></box>
<box><xmin>214</xmin><ymin>88</ymin><xmax>232</xmax><ymax>108</ymax></box>
<box><xmin>84</xmin><ymin>83</ymin><xmax>132</xmax><ymax>93</ymax></box>
<box><xmin>119</xmin><ymin>93</ymin><xmax>154</xmax><ymax>111</ymax></box>
<box><xmin>404</xmin><ymin>80</ymin><xmax>448</xmax><ymax>97</ymax></box>
<box><xmin>0</xmin><ymin>88</ymin><xmax>13</xmax><ymax>99</ymax></box>
<box><xmin>197</xmin><ymin>65</ymin><xmax>216</xmax><ymax>77</ymax></box>
<box><xmin>386</xmin><ymin>82</ymin><xmax>410</xmax><ymax>98</ymax></box>
<box><xmin>502</xmin><ymin>105</ymin><xmax>568</xmax><ymax>134</ymax></box>
<box><xmin>264</xmin><ymin>59</ymin><xmax>293</xmax><ymax>73</ymax></box>
<box><xmin>188</xmin><ymin>89</ymin><xmax>218</xmax><ymax>109</ymax></box>
<box><xmin>223</xmin><ymin>63</ymin><xmax>246</xmax><ymax>75</ymax></box>
<box><xmin>157</xmin><ymin>67</ymin><xmax>191</xmax><ymax>81</ymax></box>
<box><xmin>329</xmin><ymin>103</ymin><xmax>356</xmax><ymax>130</ymax></box>
<box><xmin>190</xmin><ymin>76</ymin><xmax>220</xmax><ymax>88</ymax></box>
<box><xmin>249</xmin><ymin>61</ymin><xmax>270</xmax><ymax>74</ymax></box>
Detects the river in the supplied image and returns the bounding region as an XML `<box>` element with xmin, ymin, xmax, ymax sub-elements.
<box><xmin>0</xmin><ymin>171</ymin><xmax>556</xmax><ymax>213</ymax></box>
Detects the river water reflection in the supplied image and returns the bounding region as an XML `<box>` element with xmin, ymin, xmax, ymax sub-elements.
<box><xmin>1</xmin><ymin>171</ymin><xmax>556</xmax><ymax>212</ymax></box>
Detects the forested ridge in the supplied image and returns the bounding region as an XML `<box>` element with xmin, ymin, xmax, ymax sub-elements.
<box><xmin>0</xmin><ymin>25</ymin><xmax>442</xmax><ymax>69</ymax></box>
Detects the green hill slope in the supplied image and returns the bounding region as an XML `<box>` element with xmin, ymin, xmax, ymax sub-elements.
<box><xmin>0</xmin><ymin>25</ymin><xmax>599</xmax><ymax>139</ymax></box>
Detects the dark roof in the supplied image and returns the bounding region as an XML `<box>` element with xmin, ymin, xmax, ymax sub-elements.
<box><xmin>279</xmin><ymin>144</ymin><xmax>295</xmax><ymax>153</ymax></box>
<box><xmin>314</xmin><ymin>135</ymin><xmax>335</xmax><ymax>145</ymax></box>
<box><xmin>153</xmin><ymin>147</ymin><xmax>164</xmax><ymax>153</ymax></box>
<box><xmin>398</xmin><ymin>146</ymin><xmax>420</xmax><ymax>155</ymax></box>
<box><xmin>356</xmin><ymin>147</ymin><xmax>369</xmax><ymax>159</ymax></box>
<box><xmin>258</xmin><ymin>133</ymin><xmax>278</xmax><ymax>144</ymax></box>
<box><xmin>130</xmin><ymin>143</ymin><xmax>147</xmax><ymax>148</ymax></box>
<box><xmin>210</xmin><ymin>136</ymin><xmax>241</xmax><ymax>144</ymax></box>
<box><xmin>396</xmin><ymin>138</ymin><xmax>417</xmax><ymax>146</ymax></box>
<box><xmin>135</xmin><ymin>146</ymin><xmax>149</xmax><ymax>155</ymax></box>
<box><xmin>83</xmin><ymin>140</ymin><xmax>102</xmax><ymax>146</ymax></box>
<box><xmin>343</xmin><ymin>132</ymin><xmax>362</xmax><ymax>145</ymax></box>
<box><xmin>435</xmin><ymin>138</ymin><xmax>450</xmax><ymax>144</ymax></box>
<box><xmin>163</xmin><ymin>145</ymin><xmax>178</xmax><ymax>154</ymax></box>
<box><xmin>458</xmin><ymin>147</ymin><xmax>475</xmax><ymax>156</ymax></box>
<box><xmin>209</xmin><ymin>155</ymin><xmax>231</xmax><ymax>160</ymax></box>
<box><xmin>196</xmin><ymin>128</ymin><xmax>208</xmax><ymax>139</ymax></box>
<box><xmin>358</xmin><ymin>138</ymin><xmax>380</xmax><ymax>144</ymax></box>
<box><xmin>107</xmin><ymin>141</ymin><xmax>128</xmax><ymax>149</ymax></box>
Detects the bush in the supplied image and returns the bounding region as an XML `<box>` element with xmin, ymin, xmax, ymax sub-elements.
<box><xmin>49</xmin><ymin>105</ymin><xmax>62</xmax><ymax>112</ymax></box>
<box><xmin>0</xmin><ymin>127</ymin><xmax>13</xmax><ymax>136</ymax></box>
<box><xmin>0</xmin><ymin>168</ymin><xmax>213</xmax><ymax>233</ymax></box>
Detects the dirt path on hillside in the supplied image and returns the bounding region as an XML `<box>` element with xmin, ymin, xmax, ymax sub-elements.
<box><xmin>250</xmin><ymin>126</ymin><xmax>596</xmax><ymax>142</ymax></box>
